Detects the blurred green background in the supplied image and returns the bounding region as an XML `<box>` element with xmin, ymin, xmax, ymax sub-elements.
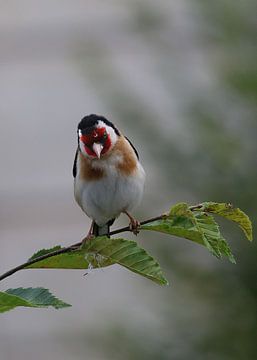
<box><xmin>0</xmin><ymin>1</ymin><xmax>256</xmax><ymax>359</ymax></box>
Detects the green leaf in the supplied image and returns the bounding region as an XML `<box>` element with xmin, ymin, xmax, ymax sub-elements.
<box><xmin>84</xmin><ymin>237</ymin><xmax>168</xmax><ymax>285</ymax></box>
<box><xmin>28</xmin><ymin>246</ymin><xmax>62</xmax><ymax>260</ymax></box>
<box><xmin>141</xmin><ymin>202</ymin><xmax>204</xmax><ymax>245</ymax></box>
<box><xmin>201</xmin><ymin>202</ymin><xmax>253</xmax><ymax>241</ymax></box>
<box><xmin>27</xmin><ymin>237</ymin><xmax>168</xmax><ymax>286</ymax></box>
<box><xmin>27</xmin><ymin>246</ymin><xmax>93</xmax><ymax>269</ymax></box>
<box><xmin>0</xmin><ymin>287</ymin><xmax>71</xmax><ymax>313</ymax></box>
<box><xmin>142</xmin><ymin>202</ymin><xmax>236</xmax><ymax>263</ymax></box>
<box><xmin>169</xmin><ymin>202</ymin><xmax>193</xmax><ymax>217</ymax></box>
<box><xmin>141</xmin><ymin>218</ymin><xmax>204</xmax><ymax>245</ymax></box>
<box><xmin>193</xmin><ymin>213</ymin><xmax>236</xmax><ymax>263</ymax></box>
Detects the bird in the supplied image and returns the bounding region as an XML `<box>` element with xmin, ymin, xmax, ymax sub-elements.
<box><xmin>73</xmin><ymin>114</ymin><xmax>145</xmax><ymax>240</ymax></box>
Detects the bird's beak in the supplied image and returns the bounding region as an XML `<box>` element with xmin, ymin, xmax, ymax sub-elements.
<box><xmin>92</xmin><ymin>142</ymin><xmax>104</xmax><ymax>159</ymax></box>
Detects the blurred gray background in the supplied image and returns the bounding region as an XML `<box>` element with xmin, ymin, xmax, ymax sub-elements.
<box><xmin>0</xmin><ymin>1</ymin><xmax>256</xmax><ymax>359</ymax></box>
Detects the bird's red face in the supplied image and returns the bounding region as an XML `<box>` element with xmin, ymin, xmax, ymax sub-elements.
<box><xmin>79</xmin><ymin>127</ymin><xmax>112</xmax><ymax>158</ymax></box>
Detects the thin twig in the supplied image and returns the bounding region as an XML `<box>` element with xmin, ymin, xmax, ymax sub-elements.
<box><xmin>109</xmin><ymin>214</ymin><xmax>165</xmax><ymax>236</ymax></box>
<box><xmin>0</xmin><ymin>214</ymin><xmax>166</xmax><ymax>283</ymax></box>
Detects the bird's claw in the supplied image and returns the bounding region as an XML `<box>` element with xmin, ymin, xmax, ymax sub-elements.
<box><xmin>80</xmin><ymin>234</ymin><xmax>95</xmax><ymax>249</ymax></box>
<box><xmin>69</xmin><ymin>235</ymin><xmax>95</xmax><ymax>252</ymax></box>
<box><xmin>129</xmin><ymin>219</ymin><xmax>140</xmax><ymax>235</ymax></box>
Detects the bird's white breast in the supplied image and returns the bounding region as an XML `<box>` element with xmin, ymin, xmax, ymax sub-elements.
<box><xmin>74</xmin><ymin>152</ymin><xmax>145</xmax><ymax>226</ymax></box>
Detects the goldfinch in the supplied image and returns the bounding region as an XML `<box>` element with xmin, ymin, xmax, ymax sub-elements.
<box><xmin>73</xmin><ymin>114</ymin><xmax>145</xmax><ymax>238</ymax></box>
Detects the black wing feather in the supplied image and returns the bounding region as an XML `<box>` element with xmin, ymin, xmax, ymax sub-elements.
<box><xmin>72</xmin><ymin>148</ymin><xmax>78</xmax><ymax>178</ymax></box>
<box><xmin>125</xmin><ymin>136</ymin><xmax>139</xmax><ymax>159</ymax></box>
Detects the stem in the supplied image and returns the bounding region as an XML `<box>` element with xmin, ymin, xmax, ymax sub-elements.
<box><xmin>0</xmin><ymin>214</ymin><xmax>165</xmax><ymax>282</ymax></box>
<box><xmin>109</xmin><ymin>214</ymin><xmax>165</xmax><ymax>236</ymax></box>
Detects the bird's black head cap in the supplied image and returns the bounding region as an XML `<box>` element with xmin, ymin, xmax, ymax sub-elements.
<box><xmin>78</xmin><ymin>114</ymin><xmax>120</xmax><ymax>136</ymax></box>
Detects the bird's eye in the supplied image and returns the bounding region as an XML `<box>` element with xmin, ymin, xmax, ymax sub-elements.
<box><xmin>103</xmin><ymin>131</ymin><xmax>108</xmax><ymax>139</ymax></box>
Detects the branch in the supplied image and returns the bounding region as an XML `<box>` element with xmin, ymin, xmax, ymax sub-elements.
<box><xmin>0</xmin><ymin>214</ymin><xmax>165</xmax><ymax>283</ymax></box>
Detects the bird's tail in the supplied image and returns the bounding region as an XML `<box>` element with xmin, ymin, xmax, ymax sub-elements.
<box><xmin>93</xmin><ymin>219</ymin><xmax>115</xmax><ymax>237</ymax></box>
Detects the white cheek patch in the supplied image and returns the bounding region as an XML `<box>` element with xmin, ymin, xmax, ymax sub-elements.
<box><xmin>97</xmin><ymin>121</ymin><xmax>118</xmax><ymax>148</ymax></box>
<box><xmin>78</xmin><ymin>130</ymin><xmax>88</xmax><ymax>156</ymax></box>
<box><xmin>79</xmin><ymin>138</ymin><xmax>88</xmax><ymax>157</ymax></box>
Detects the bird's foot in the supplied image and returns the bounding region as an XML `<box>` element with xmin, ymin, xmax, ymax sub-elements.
<box><xmin>80</xmin><ymin>234</ymin><xmax>95</xmax><ymax>249</ymax></box>
<box><xmin>123</xmin><ymin>211</ymin><xmax>140</xmax><ymax>235</ymax></box>
<box><xmin>70</xmin><ymin>234</ymin><xmax>95</xmax><ymax>251</ymax></box>
<box><xmin>129</xmin><ymin>218</ymin><xmax>140</xmax><ymax>235</ymax></box>
<box><xmin>73</xmin><ymin>221</ymin><xmax>96</xmax><ymax>250</ymax></box>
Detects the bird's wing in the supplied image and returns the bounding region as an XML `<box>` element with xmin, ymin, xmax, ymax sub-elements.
<box><xmin>72</xmin><ymin>148</ymin><xmax>78</xmax><ymax>178</ymax></box>
<box><xmin>125</xmin><ymin>136</ymin><xmax>139</xmax><ymax>159</ymax></box>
